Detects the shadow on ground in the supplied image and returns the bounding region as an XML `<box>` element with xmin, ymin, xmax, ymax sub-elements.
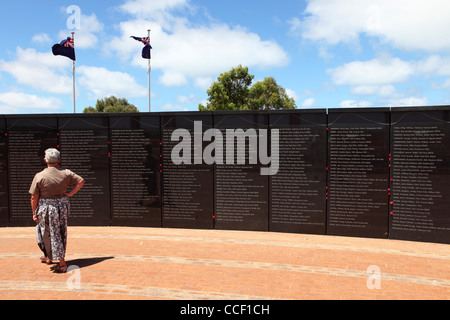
<box><xmin>66</xmin><ymin>257</ymin><xmax>114</xmax><ymax>269</ymax></box>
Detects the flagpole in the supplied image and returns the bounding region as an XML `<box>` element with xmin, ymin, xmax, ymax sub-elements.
<box><xmin>148</xmin><ymin>29</ymin><xmax>151</xmax><ymax>113</ymax></box>
<box><xmin>72</xmin><ymin>31</ymin><xmax>76</xmax><ymax>114</ymax></box>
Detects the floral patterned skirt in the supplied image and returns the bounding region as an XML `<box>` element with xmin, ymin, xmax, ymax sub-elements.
<box><xmin>35</xmin><ymin>196</ymin><xmax>70</xmax><ymax>261</ymax></box>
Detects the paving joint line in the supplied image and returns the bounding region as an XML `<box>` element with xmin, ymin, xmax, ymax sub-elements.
<box><xmin>1</xmin><ymin>253</ymin><xmax>449</xmax><ymax>288</ymax></box>
<box><xmin>1</xmin><ymin>233</ymin><xmax>449</xmax><ymax>260</ymax></box>
<box><xmin>0</xmin><ymin>280</ymin><xmax>276</xmax><ymax>300</ymax></box>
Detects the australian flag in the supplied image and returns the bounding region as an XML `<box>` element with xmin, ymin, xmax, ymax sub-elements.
<box><xmin>131</xmin><ymin>36</ymin><xmax>152</xmax><ymax>59</ymax></box>
<box><xmin>52</xmin><ymin>37</ymin><xmax>76</xmax><ymax>61</ymax></box>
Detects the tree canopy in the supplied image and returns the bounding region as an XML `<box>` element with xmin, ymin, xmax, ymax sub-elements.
<box><xmin>83</xmin><ymin>96</ymin><xmax>139</xmax><ymax>113</ymax></box>
<box><xmin>199</xmin><ymin>65</ymin><xmax>296</xmax><ymax>111</ymax></box>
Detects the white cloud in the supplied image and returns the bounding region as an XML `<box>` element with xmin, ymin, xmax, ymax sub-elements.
<box><xmin>285</xmin><ymin>89</ymin><xmax>299</xmax><ymax>102</ymax></box>
<box><xmin>292</xmin><ymin>1</ymin><xmax>450</xmax><ymax>108</ymax></box>
<box><xmin>287</xmin><ymin>17</ymin><xmax>302</xmax><ymax>36</ymax></box>
<box><xmin>0</xmin><ymin>92</ymin><xmax>63</xmax><ymax>114</ymax></box>
<box><xmin>416</xmin><ymin>55</ymin><xmax>450</xmax><ymax>76</ymax></box>
<box><xmin>111</xmin><ymin>1</ymin><xmax>289</xmax><ymax>88</ymax></box>
<box><xmin>158</xmin><ymin>70</ymin><xmax>188</xmax><ymax>87</ymax></box>
<box><xmin>59</xmin><ymin>13</ymin><xmax>104</xmax><ymax>49</ymax></box>
<box><xmin>414</xmin><ymin>55</ymin><xmax>450</xmax><ymax>90</ymax></box>
<box><xmin>158</xmin><ymin>24</ymin><xmax>288</xmax><ymax>81</ymax></box>
<box><xmin>386</xmin><ymin>96</ymin><xmax>429</xmax><ymax>107</ymax></box>
<box><xmin>32</xmin><ymin>33</ymin><xmax>52</xmax><ymax>45</ymax></box>
<box><xmin>328</xmin><ymin>57</ymin><xmax>414</xmax><ymax>86</ymax></box>
<box><xmin>298</xmin><ymin>0</ymin><xmax>371</xmax><ymax>45</ymax></box>
<box><xmin>351</xmin><ymin>85</ymin><xmax>396</xmax><ymax>97</ymax></box>
<box><xmin>298</xmin><ymin>0</ymin><xmax>450</xmax><ymax>52</ymax></box>
<box><xmin>77</xmin><ymin>66</ymin><xmax>147</xmax><ymax>99</ymax></box>
<box><xmin>301</xmin><ymin>98</ymin><xmax>317</xmax><ymax>108</ymax></box>
<box><xmin>339</xmin><ymin>100</ymin><xmax>373</xmax><ymax>108</ymax></box>
<box><xmin>0</xmin><ymin>47</ymin><xmax>72</xmax><ymax>94</ymax></box>
<box><xmin>120</xmin><ymin>0</ymin><xmax>189</xmax><ymax>17</ymax></box>
<box><xmin>194</xmin><ymin>77</ymin><xmax>213</xmax><ymax>90</ymax></box>
<box><xmin>328</xmin><ymin>56</ymin><xmax>434</xmax><ymax>106</ymax></box>
<box><xmin>177</xmin><ymin>94</ymin><xmax>199</xmax><ymax>104</ymax></box>
<box><xmin>433</xmin><ymin>78</ymin><xmax>450</xmax><ymax>90</ymax></box>
<box><xmin>158</xmin><ymin>103</ymin><xmax>189</xmax><ymax>112</ymax></box>
<box><xmin>0</xmin><ymin>104</ymin><xmax>17</xmax><ymax>114</ymax></box>
<box><xmin>0</xmin><ymin>46</ymin><xmax>147</xmax><ymax>110</ymax></box>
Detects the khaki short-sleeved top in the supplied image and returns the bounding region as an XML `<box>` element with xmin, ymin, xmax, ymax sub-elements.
<box><xmin>29</xmin><ymin>167</ymin><xmax>83</xmax><ymax>199</ymax></box>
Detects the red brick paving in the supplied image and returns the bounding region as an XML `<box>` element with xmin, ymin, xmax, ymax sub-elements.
<box><xmin>0</xmin><ymin>227</ymin><xmax>448</xmax><ymax>300</ymax></box>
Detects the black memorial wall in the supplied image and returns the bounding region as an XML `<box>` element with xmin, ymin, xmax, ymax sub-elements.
<box><xmin>269</xmin><ymin>111</ymin><xmax>327</xmax><ymax>235</ymax></box>
<box><xmin>214</xmin><ymin>113</ymin><xmax>269</xmax><ymax>231</ymax></box>
<box><xmin>0</xmin><ymin>117</ymin><xmax>8</xmax><ymax>227</ymax></box>
<box><xmin>327</xmin><ymin>108</ymin><xmax>391</xmax><ymax>239</ymax></box>
<box><xmin>0</xmin><ymin>108</ymin><xmax>449</xmax><ymax>244</ymax></box>
<box><xmin>389</xmin><ymin>107</ymin><xmax>450</xmax><ymax>243</ymax></box>
<box><xmin>161</xmin><ymin>114</ymin><xmax>214</xmax><ymax>229</ymax></box>
<box><xmin>7</xmin><ymin>116</ymin><xmax>58</xmax><ymax>227</ymax></box>
<box><xmin>58</xmin><ymin>116</ymin><xmax>111</xmax><ymax>226</ymax></box>
<box><xmin>110</xmin><ymin>115</ymin><xmax>161</xmax><ymax>227</ymax></box>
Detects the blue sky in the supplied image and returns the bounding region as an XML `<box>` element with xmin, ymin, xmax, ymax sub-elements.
<box><xmin>1</xmin><ymin>0</ymin><xmax>450</xmax><ymax>114</ymax></box>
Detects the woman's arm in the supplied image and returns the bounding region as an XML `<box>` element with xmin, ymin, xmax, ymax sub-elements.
<box><xmin>65</xmin><ymin>178</ymin><xmax>85</xmax><ymax>198</ymax></box>
<box><xmin>31</xmin><ymin>194</ymin><xmax>39</xmax><ymax>223</ymax></box>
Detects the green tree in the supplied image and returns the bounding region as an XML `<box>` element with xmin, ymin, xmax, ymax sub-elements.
<box><xmin>199</xmin><ymin>65</ymin><xmax>297</xmax><ymax>111</ymax></box>
<box><xmin>248</xmin><ymin>77</ymin><xmax>296</xmax><ymax>110</ymax></box>
<box><xmin>199</xmin><ymin>65</ymin><xmax>254</xmax><ymax>111</ymax></box>
<box><xmin>83</xmin><ymin>96</ymin><xmax>139</xmax><ymax>113</ymax></box>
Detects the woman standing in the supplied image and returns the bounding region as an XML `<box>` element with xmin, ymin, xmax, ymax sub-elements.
<box><xmin>29</xmin><ymin>148</ymin><xmax>85</xmax><ymax>273</ymax></box>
